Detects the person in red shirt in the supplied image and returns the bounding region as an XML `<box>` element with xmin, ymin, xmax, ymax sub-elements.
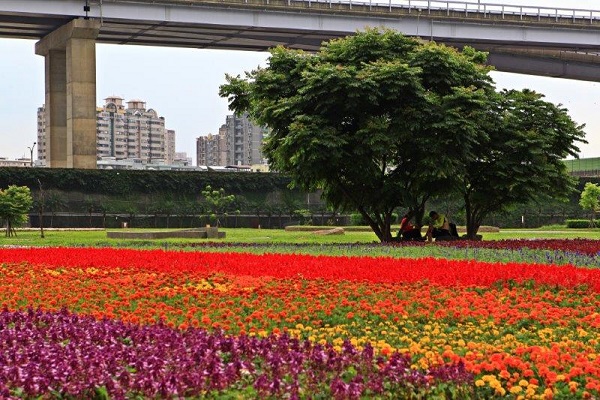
<box><xmin>399</xmin><ymin>214</ymin><xmax>424</xmax><ymax>241</ymax></box>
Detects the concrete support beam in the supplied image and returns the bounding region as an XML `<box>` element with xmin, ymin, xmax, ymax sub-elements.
<box><xmin>35</xmin><ymin>18</ymin><xmax>100</xmax><ymax>169</ymax></box>
<box><xmin>44</xmin><ymin>49</ymin><xmax>67</xmax><ymax>168</ymax></box>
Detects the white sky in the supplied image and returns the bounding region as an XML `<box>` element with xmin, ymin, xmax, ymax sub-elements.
<box><xmin>1</xmin><ymin>0</ymin><xmax>599</xmax><ymax>164</ymax></box>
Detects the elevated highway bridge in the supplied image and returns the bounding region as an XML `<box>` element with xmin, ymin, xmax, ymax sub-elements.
<box><xmin>2</xmin><ymin>0</ymin><xmax>600</xmax><ymax>168</ymax></box>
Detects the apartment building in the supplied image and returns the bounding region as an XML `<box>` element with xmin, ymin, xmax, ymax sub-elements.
<box><xmin>37</xmin><ymin>97</ymin><xmax>176</xmax><ymax>165</ymax></box>
<box><xmin>196</xmin><ymin>113</ymin><xmax>267</xmax><ymax>167</ymax></box>
<box><xmin>196</xmin><ymin>132</ymin><xmax>226</xmax><ymax>166</ymax></box>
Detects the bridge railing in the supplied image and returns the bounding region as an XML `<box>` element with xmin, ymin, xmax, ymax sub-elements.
<box><xmin>291</xmin><ymin>0</ymin><xmax>600</xmax><ymax>23</ymax></box>
<box><xmin>101</xmin><ymin>0</ymin><xmax>600</xmax><ymax>24</ymax></box>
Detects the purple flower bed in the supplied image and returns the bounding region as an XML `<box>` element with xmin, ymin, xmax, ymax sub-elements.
<box><xmin>0</xmin><ymin>309</ymin><xmax>473</xmax><ymax>399</ymax></box>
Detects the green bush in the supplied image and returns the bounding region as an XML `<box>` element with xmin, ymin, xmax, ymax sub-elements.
<box><xmin>350</xmin><ymin>213</ymin><xmax>398</xmax><ymax>226</ymax></box>
<box><xmin>566</xmin><ymin>219</ymin><xmax>594</xmax><ymax>228</ymax></box>
<box><xmin>350</xmin><ymin>213</ymin><xmax>366</xmax><ymax>226</ymax></box>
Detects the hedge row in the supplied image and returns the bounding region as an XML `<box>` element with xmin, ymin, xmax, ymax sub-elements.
<box><xmin>566</xmin><ymin>219</ymin><xmax>597</xmax><ymax>228</ymax></box>
<box><xmin>0</xmin><ymin>167</ymin><xmax>292</xmax><ymax>196</ymax></box>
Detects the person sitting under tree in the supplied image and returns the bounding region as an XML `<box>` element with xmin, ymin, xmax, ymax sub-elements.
<box><xmin>426</xmin><ymin>211</ymin><xmax>458</xmax><ymax>242</ymax></box>
<box><xmin>399</xmin><ymin>214</ymin><xmax>424</xmax><ymax>241</ymax></box>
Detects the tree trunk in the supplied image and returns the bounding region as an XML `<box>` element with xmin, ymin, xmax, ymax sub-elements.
<box><xmin>360</xmin><ymin>209</ymin><xmax>393</xmax><ymax>242</ymax></box>
<box><xmin>409</xmin><ymin>198</ymin><xmax>427</xmax><ymax>229</ymax></box>
<box><xmin>40</xmin><ymin>209</ymin><xmax>45</xmax><ymax>239</ymax></box>
<box><xmin>464</xmin><ymin>197</ymin><xmax>481</xmax><ymax>239</ymax></box>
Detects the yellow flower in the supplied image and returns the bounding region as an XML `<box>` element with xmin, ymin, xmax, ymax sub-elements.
<box><xmin>490</xmin><ymin>381</ymin><xmax>501</xmax><ymax>390</ymax></box>
<box><xmin>510</xmin><ymin>386</ymin><xmax>522</xmax><ymax>394</ymax></box>
<box><xmin>569</xmin><ymin>381</ymin><xmax>579</xmax><ymax>389</ymax></box>
<box><xmin>475</xmin><ymin>380</ymin><xmax>485</xmax><ymax>387</ymax></box>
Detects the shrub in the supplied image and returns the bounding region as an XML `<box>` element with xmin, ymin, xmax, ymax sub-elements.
<box><xmin>350</xmin><ymin>213</ymin><xmax>366</xmax><ymax>226</ymax></box>
<box><xmin>566</xmin><ymin>219</ymin><xmax>594</xmax><ymax>228</ymax></box>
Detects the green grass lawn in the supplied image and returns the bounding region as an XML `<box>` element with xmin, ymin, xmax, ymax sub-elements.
<box><xmin>2</xmin><ymin>226</ymin><xmax>600</xmax><ymax>248</ymax></box>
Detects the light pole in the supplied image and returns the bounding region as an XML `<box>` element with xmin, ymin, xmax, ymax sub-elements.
<box><xmin>27</xmin><ymin>142</ymin><xmax>36</xmax><ymax>167</ymax></box>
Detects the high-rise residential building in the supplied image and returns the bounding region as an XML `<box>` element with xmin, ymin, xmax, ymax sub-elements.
<box><xmin>225</xmin><ymin>113</ymin><xmax>267</xmax><ymax>166</ymax></box>
<box><xmin>165</xmin><ymin>129</ymin><xmax>176</xmax><ymax>165</ymax></box>
<box><xmin>37</xmin><ymin>97</ymin><xmax>176</xmax><ymax>165</ymax></box>
<box><xmin>196</xmin><ymin>132</ymin><xmax>226</xmax><ymax>166</ymax></box>
<box><xmin>217</xmin><ymin>124</ymin><xmax>228</xmax><ymax>165</ymax></box>
<box><xmin>196</xmin><ymin>113</ymin><xmax>267</xmax><ymax>167</ymax></box>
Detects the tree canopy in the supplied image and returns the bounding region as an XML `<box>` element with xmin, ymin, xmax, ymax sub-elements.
<box><xmin>0</xmin><ymin>185</ymin><xmax>33</xmax><ymax>237</ymax></box>
<box><xmin>580</xmin><ymin>182</ymin><xmax>600</xmax><ymax>226</ymax></box>
<box><xmin>220</xmin><ymin>28</ymin><xmax>585</xmax><ymax>242</ymax></box>
<box><xmin>460</xmin><ymin>89</ymin><xmax>585</xmax><ymax>238</ymax></box>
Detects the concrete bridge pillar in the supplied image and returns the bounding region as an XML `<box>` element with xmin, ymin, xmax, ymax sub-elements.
<box><xmin>35</xmin><ymin>18</ymin><xmax>100</xmax><ymax>169</ymax></box>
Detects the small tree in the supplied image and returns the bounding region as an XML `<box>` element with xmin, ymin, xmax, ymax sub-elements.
<box><xmin>201</xmin><ymin>185</ymin><xmax>235</xmax><ymax>227</ymax></box>
<box><xmin>43</xmin><ymin>190</ymin><xmax>65</xmax><ymax>228</ymax></box>
<box><xmin>459</xmin><ymin>89</ymin><xmax>585</xmax><ymax>239</ymax></box>
<box><xmin>580</xmin><ymin>182</ymin><xmax>600</xmax><ymax>227</ymax></box>
<box><xmin>0</xmin><ymin>185</ymin><xmax>33</xmax><ymax>237</ymax></box>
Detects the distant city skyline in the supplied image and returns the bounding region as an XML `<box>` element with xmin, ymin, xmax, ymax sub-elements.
<box><xmin>2</xmin><ymin>0</ymin><xmax>600</xmax><ymax>164</ymax></box>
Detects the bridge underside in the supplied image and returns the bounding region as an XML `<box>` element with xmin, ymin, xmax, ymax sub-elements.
<box><xmin>2</xmin><ymin>10</ymin><xmax>600</xmax><ymax>82</ymax></box>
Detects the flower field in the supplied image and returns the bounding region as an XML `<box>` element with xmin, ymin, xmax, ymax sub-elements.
<box><xmin>1</xmin><ymin>242</ymin><xmax>600</xmax><ymax>398</ymax></box>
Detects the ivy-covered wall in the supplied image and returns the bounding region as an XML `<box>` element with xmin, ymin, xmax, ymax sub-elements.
<box><xmin>1</xmin><ymin>167</ymin><xmax>597</xmax><ymax>228</ymax></box>
<box><xmin>0</xmin><ymin>167</ymin><xmax>293</xmax><ymax>196</ymax></box>
<box><xmin>0</xmin><ymin>167</ymin><xmax>327</xmax><ymax>228</ymax></box>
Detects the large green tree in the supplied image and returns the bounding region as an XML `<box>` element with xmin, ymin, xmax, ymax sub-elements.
<box><xmin>0</xmin><ymin>185</ymin><xmax>33</xmax><ymax>237</ymax></box>
<box><xmin>459</xmin><ymin>89</ymin><xmax>585</xmax><ymax>239</ymax></box>
<box><xmin>220</xmin><ymin>29</ymin><xmax>493</xmax><ymax>241</ymax></box>
<box><xmin>580</xmin><ymin>181</ymin><xmax>600</xmax><ymax>226</ymax></box>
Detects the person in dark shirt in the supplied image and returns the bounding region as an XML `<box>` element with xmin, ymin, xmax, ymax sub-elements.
<box><xmin>399</xmin><ymin>214</ymin><xmax>424</xmax><ymax>241</ymax></box>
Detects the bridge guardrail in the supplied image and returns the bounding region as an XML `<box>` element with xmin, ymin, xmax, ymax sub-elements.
<box><xmin>292</xmin><ymin>0</ymin><xmax>600</xmax><ymax>22</ymax></box>
<box><xmin>102</xmin><ymin>0</ymin><xmax>600</xmax><ymax>24</ymax></box>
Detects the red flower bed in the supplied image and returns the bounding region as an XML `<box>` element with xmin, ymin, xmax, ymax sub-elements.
<box><xmin>0</xmin><ymin>247</ymin><xmax>599</xmax><ymax>290</ymax></box>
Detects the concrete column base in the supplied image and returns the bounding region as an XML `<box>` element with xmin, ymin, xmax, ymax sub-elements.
<box><xmin>36</xmin><ymin>19</ymin><xmax>100</xmax><ymax>169</ymax></box>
